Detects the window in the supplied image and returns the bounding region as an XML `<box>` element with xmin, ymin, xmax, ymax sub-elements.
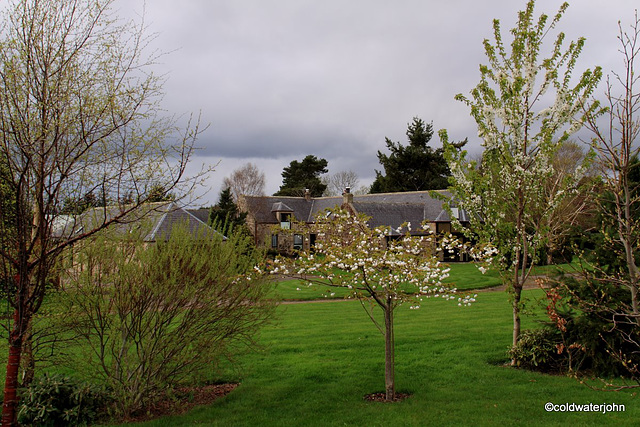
<box><xmin>280</xmin><ymin>213</ymin><xmax>291</xmax><ymax>229</ymax></box>
<box><xmin>293</xmin><ymin>234</ymin><xmax>303</xmax><ymax>251</ymax></box>
<box><xmin>271</xmin><ymin>234</ymin><xmax>278</xmax><ymax>248</ymax></box>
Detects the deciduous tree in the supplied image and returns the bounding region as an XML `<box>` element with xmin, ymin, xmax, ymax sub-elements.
<box><xmin>222</xmin><ymin>162</ymin><xmax>266</xmax><ymax>201</ymax></box>
<box><xmin>321</xmin><ymin>170</ymin><xmax>360</xmax><ymax>196</ymax></box>
<box><xmin>272</xmin><ymin>209</ymin><xmax>487</xmax><ymax>401</ymax></box>
<box><xmin>441</xmin><ymin>0</ymin><xmax>601</xmax><ymax>355</ymax></box>
<box><xmin>0</xmin><ymin>1</ymin><xmax>203</xmax><ymax>423</ymax></box>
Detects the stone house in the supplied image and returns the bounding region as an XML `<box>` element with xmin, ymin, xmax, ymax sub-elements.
<box><xmin>238</xmin><ymin>189</ymin><xmax>470</xmax><ymax>261</ymax></box>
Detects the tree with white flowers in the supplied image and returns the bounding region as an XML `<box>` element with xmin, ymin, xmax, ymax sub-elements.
<box><xmin>440</xmin><ymin>0</ymin><xmax>601</xmax><ymax>356</ymax></box>
<box><xmin>272</xmin><ymin>209</ymin><xmax>489</xmax><ymax>401</ymax></box>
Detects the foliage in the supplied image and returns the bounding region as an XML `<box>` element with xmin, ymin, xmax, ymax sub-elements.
<box><xmin>17</xmin><ymin>373</ymin><xmax>109</xmax><ymax>426</ymax></box>
<box><xmin>61</xmin><ymin>223</ymin><xmax>275</xmax><ymax>417</ymax></box>
<box><xmin>272</xmin><ymin>208</ymin><xmax>488</xmax><ymax>400</ymax></box>
<box><xmin>515</xmin><ymin>279</ymin><xmax>638</xmax><ymax>378</ymax></box>
<box><xmin>542</xmin><ymin>12</ymin><xmax>640</xmax><ymax>389</ymax></box>
<box><xmin>371</xmin><ymin>117</ymin><xmax>458</xmax><ymax>193</ymax></box>
<box><xmin>0</xmin><ymin>0</ymin><xmax>205</xmax><ymax>422</ymax></box>
<box><xmin>209</xmin><ymin>187</ymin><xmax>248</xmax><ymax>235</ymax></box>
<box><xmin>145</xmin><ymin>185</ymin><xmax>176</xmax><ymax>203</ymax></box>
<box><xmin>59</xmin><ymin>191</ymin><xmax>108</xmax><ymax>215</ymax></box>
<box><xmin>441</xmin><ymin>0</ymin><xmax>601</xmax><ymax>352</ymax></box>
<box><xmin>509</xmin><ymin>327</ymin><xmax>564</xmax><ymax>372</ymax></box>
<box><xmin>274</xmin><ymin>155</ymin><xmax>328</xmax><ymax>197</ymax></box>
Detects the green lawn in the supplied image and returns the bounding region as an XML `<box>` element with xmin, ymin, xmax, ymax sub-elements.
<box><xmin>273</xmin><ymin>262</ymin><xmax>504</xmax><ymax>301</ymax></box>
<box><xmin>119</xmin><ymin>289</ymin><xmax>638</xmax><ymax>426</ymax></box>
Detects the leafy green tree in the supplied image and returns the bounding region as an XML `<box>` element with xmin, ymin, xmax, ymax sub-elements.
<box><xmin>209</xmin><ymin>187</ymin><xmax>247</xmax><ymax>235</ymax></box>
<box><xmin>371</xmin><ymin>117</ymin><xmax>461</xmax><ymax>193</ymax></box>
<box><xmin>441</xmin><ymin>0</ymin><xmax>601</xmax><ymax>354</ymax></box>
<box><xmin>274</xmin><ymin>155</ymin><xmax>328</xmax><ymax>197</ymax></box>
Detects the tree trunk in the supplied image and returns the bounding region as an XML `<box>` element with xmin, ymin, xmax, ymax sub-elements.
<box><xmin>512</xmin><ymin>283</ymin><xmax>522</xmax><ymax>362</ymax></box>
<box><xmin>384</xmin><ymin>301</ymin><xmax>395</xmax><ymax>401</ymax></box>
<box><xmin>2</xmin><ymin>309</ymin><xmax>24</xmax><ymax>427</ymax></box>
<box><xmin>20</xmin><ymin>320</ymin><xmax>35</xmax><ymax>388</ymax></box>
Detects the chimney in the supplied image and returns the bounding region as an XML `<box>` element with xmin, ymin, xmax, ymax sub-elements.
<box><xmin>342</xmin><ymin>187</ymin><xmax>353</xmax><ymax>205</ymax></box>
<box><xmin>304</xmin><ymin>188</ymin><xmax>311</xmax><ymax>201</ymax></box>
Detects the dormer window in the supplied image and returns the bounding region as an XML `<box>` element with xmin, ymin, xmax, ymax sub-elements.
<box><xmin>280</xmin><ymin>213</ymin><xmax>291</xmax><ymax>229</ymax></box>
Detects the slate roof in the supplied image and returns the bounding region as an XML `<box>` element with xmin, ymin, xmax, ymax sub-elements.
<box><xmin>53</xmin><ymin>202</ymin><xmax>221</xmax><ymax>242</ymax></box>
<box><xmin>241</xmin><ymin>190</ymin><xmax>467</xmax><ymax>235</ymax></box>
<box><xmin>186</xmin><ymin>207</ymin><xmax>211</xmax><ymax>224</ymax></box>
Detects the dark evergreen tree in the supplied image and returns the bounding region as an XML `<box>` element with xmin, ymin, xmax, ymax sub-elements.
<box><xmin>371</xmin><ymin>117</ymin><xmax>464</xmax><ymax>193</ymax></box>
<box><xmin>274</xmin><ymin>155</ymin><xmax>328</xmax><ymax>197</ymax></box>
<box><xmin>60</xmin><ymin>190</ymin><xmax>108</xmax><ymax>215</ymax></box>
<box><xmin>209</xmin><ymin>187</ymin><xmax>247</xmax><ymax>235</ymax></box>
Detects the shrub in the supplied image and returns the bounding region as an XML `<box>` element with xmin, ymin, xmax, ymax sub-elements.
<box><xmin>17</xmin><ymin>373</ymin><xmax>108</xmax><ymax>426</ymax></box>
<box><xmin>509</xmin><ymin>328</ymin><xmax>565</xmax><ymax>372</ymax></box>
<box><xmin>61</xmin><ymin>223</ymin><xmax>275</xmax><ymax>417</ymax></box>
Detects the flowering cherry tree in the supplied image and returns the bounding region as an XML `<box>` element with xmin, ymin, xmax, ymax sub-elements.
<box><xmin>272</xmin><ymin>209</ymin><xmax>481</xmax><ymax>401</ymax></box>
<box><xmin>440</xmin><ymin>0</ymin><xmax>601</xmax><ymax>355</ymax></box>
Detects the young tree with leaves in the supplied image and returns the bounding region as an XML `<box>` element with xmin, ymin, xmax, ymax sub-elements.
<box><xmin>0</xmin><ymin>1</ymin><xmax>203</xmax><ymax>423</ymax></box>
<box><xmin>272</xmin><ymin>209</ymin><xmax>486</xmax><ymax>401</ymax></box>
<box><xmin>440</xmin><ymin>0</ymin><xmax>601</xmax><ymax>354</ymax></box>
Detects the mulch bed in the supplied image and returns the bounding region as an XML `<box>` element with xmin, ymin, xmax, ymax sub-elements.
<box><xmin>364</xmin><ymin>392</ymin><xmax>411</xmax><ymax>402</ymax></box>
<box><xmin>124</xmin><ymin>383</ymin><xmax>239</xmax><ymax>423</ymax></box>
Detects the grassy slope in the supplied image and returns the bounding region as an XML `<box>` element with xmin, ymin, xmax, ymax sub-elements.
<box><xmin>124</xmin><ymin>290</ymin><xmax>638</xmax><ymax>426</ymax></box>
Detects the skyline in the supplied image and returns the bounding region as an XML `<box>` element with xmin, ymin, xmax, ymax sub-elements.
<box><xmin>116</xmin><ymin>0</ymin><xmax>637</xmax><ymax>204</ymax></box>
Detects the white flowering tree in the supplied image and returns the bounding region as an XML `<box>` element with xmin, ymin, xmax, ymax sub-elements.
<box><xmin>439</xmin><ymin>0</ymin><xmax>601</xmax><ymax>355</ymax></box>
<box><xmin>272</xmin><ymin>209</ymin><xmax>481</xmax><ymax>402</ymax></box>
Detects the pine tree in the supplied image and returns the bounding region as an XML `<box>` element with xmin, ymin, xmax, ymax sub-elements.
<box><xmin>371</xmin><ymin>117</ymin><xmax>461</xmax><ymax>193</ymax></box>
<box><xmin>209</xmin><ymin>188</ymin><xmax>247</xmax><ymax>235</ymax></box>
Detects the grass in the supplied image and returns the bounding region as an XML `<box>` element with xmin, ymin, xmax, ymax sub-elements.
<box><xmin>118</xmin><ymin>289</ymin><xmax>639</xmax><ymax>426</ymax></box>
<box><xmin>273</xmin><ymin>262</ymin><xmax>504</xmax><ymax>301</ymax></box>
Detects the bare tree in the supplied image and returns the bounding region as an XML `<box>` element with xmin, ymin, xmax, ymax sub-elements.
<box><xmin>539</xmin><ymin>141</ymin><xmax>596</xmax><ymax>264</ymax></box>
<box><xmin>582</xmin><ymin>12</ymin><xmax>640</xmax><ymax>321</ymax></box>
<box><xmin>0</xmin><ymin>1</ymin><xmax>203</xmax><ymax>424</ymax></box>
<box><xmin>322</xmin><ymin>170</ymin><xmax>360</xmax><ymax>196</ymax></box>
<box><xmin>222</xmin><ymin>162</ymin><xmax>266</xmax><ymax>200</ymax></box>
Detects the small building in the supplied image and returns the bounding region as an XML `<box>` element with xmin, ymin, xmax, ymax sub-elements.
<box><xmin>52</xmin><ymin>201</ymin><xmax>222</xmax><ymax>243</ymax></box>
<box><xmin>238</xmin><ymin>189</ymin><xmax>470</xmax><ymax>261</ymax></box>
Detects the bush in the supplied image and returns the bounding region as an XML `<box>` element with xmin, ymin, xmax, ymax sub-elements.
<box><xmin>509</xmin><ymin>328</ymin><xmax>565</xmax><ymax>372</ymax></box>
<box><xmin>18</xmin><ymin>373</ymin><xmax>108</xmax><ymax>426</ymax></box>
<box><xmin>61</xmin><ymin>223</ymin><xmax>276</xmax><ymax>417</ymax></box>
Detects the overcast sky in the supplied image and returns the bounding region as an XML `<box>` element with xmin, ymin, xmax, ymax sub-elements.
<box><xmin>116</xmin><ymin>0</ymin><xmax>637</xmax><ymax>205</ymax></box>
